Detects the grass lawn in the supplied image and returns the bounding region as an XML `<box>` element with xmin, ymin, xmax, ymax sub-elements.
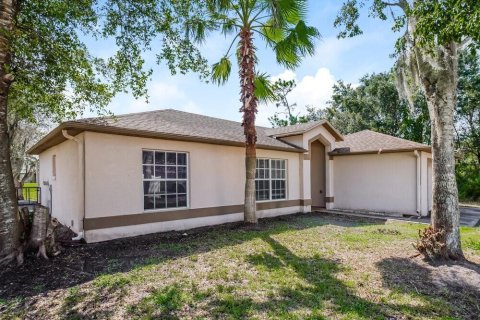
<box><xmin>1</xmin><ymin>213</ymin><xmax>479</xmax><ymax>319</ymax></box>
<box><xmin>21</xmin><ymin>182</ymin><xmax>39</xmax><ymax>202</ymax></box>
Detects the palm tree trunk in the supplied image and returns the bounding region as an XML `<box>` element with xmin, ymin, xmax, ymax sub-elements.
<box><xmin>239</xmin><ymin>27</ymin><xmax>258</xmax><ymax>224</ymax></box>
<box><xmin>0</xmin><ymin>0</ymin><xmax>22</xmax><ymax>265</ymax></box>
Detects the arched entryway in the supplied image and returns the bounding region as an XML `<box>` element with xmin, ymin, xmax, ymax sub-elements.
<box><xmin>310</xmin><ymin>140</ymin><xmax>327</xmax><ymax>208</ymax></box>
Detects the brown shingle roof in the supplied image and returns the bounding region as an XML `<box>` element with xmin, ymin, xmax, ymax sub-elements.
<box><xmin>29</xmin><ymin>109</ymin><xmax>305</xmax><ymax>154</ymax></box>
<box><xmin>333</xmin><ymin>130</ymin><xmax>431</xmax><ymax>154</ymax></box>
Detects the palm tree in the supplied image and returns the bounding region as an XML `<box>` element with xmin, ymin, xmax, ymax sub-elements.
<box><xmin>196</xmin><ymin>0</ymin><xmax>319</xmax><ymax>223</ymax></box>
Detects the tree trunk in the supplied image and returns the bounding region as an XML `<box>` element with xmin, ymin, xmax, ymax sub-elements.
<box><xmin>417</xmin><ymin>42</ymin><xmax>464</xmax><ymax>259</ymax></box>
<box><xmin>0</xmin><ymin>0</ymin><xmax>22</xmax><ymax>265</ymax></box>
<box><xmin>29</xmin><ymin>205</ymin><xmax>60</xmax><ymax>260</ymax></box>
<box><xmin>239</xmin><ymin>27</ymin><xmax>258</xmax><ymax>224</ymax></box>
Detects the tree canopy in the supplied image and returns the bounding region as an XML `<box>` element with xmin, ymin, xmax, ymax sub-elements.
<box><xmin>9</xmin><ymin>0</ymin><xmax>209</xmax><ymax>123</ymax></box>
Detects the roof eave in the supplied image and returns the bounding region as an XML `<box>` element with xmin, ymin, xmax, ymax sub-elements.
<box><xmin>269</xmin><ymin>121</ymin><xmax>344</xmax><ymax>142</ymax></box>
<box><xmin>28</xmin><ymin>122</ymin><xmax>306</xmax><ymax>155</ymax></box>
<box><xmin>328</xmin><ymin>147</ymin><xmax>432</xmax><ymax>156</ymax></box>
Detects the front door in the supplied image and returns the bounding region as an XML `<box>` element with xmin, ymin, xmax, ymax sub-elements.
<box><xmin>310</xmin><ymin>140</ymin><xmax>326</xmax><ymax>207</ymax></box>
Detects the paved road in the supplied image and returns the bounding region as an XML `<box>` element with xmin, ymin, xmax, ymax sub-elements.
<box><xmin>460</xmin><ymin>206</ymin><xmax>480</xmax><ymax>227</ymax></box>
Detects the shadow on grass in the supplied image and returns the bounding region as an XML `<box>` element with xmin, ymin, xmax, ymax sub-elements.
<box><xmin>0</xmin><ymin>212</ymin><xmax>384</xmax><ymax>301</ymax></box>
<box><xmin>376</xmin><ymin>257</ymin><xmax>480</xmax><ymax>319</ymax></box>
<box><xmin>208</xmin><ymin>235</ymin><xmax>456</xmax><ymax>319</ymax></box>
<box><xmin>227</xmin><ymin>235</ymin><xmax>386</xmax><ymax>319</ymax></box>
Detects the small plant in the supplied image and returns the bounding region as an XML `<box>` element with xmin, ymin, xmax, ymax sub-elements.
<box><xmin>127</xmin><ymin>285</ymin><xmax>185</xmax><ymax>318</ymax></box>
<box><xmin>414</xmin><ymin>226</ymin><xmax>448</xmax><ymax>259</ymax></box>
<box><xmin>64</xmin><ymin>286</ymin><xmax>83</xmax><ymax>305</ymax></box>
<box><xmin>93</xmin><ymin>273</ymin><xmax>131</xmax><ymax>291</ymax></box>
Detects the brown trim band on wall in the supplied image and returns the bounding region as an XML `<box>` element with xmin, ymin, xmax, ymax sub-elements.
<box><xmin>303</xmin><ymin>153</ymin><xmax>310</xmax><ymax>160</ymax></box>
<box><xmin>325</xmin><ymin>197</ymin><xmax>334</xmax><ymax>203</ymax></box>
<box><xmin>300</xmin><ymin>199</ymin><xmax>312</xmax><ymax>206</ymax></box>
<box><xmin>84</xmin><ymin>199</ymin><xmax>312</xmax><ymax>230</ymax></box>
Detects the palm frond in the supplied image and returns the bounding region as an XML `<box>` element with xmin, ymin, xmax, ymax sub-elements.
<box><xmin>261</xmin><ymin>0</ymin><xmax>308</xmax><ymax>27</ymax></box>
<box><xmin>254</xmin><ymin>72</ymin><xmax>276</xmax><ymax>103</ymax></box>
<box><xmin>274</xmin><ymin>19</ymin><xmax>320</xmax><ymax>68</ymax></box>
<box><xmin>185</xmin><ymin>18</ymin><xmax>210</xmax><ymax>44</ymax></box>
<box><xmin>207</xmin><ymin>0</ymin><xmax>234</xmax><ymax>13</ymax></box>
<box><xmin>259</xmin><ymin>18</ymin><xmax>286</xmax><ymax>46</ymax></box>
<box><xmin>211</xmin><ymin>56</ymin><xmax>232</xmax><ymax>85</ymax></box>
<box><xmin>221</xmin><ymin>17</ymin><xmax>240</xmax><ymax>35</ymax></box>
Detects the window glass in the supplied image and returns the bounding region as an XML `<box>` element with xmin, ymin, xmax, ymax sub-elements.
<box><xmin>255</xmin><ymin>159</ymin><xmax>286</xmax><ymax>201</ymax></box>
<box><xmin>142</xmin><ymin>150</ymin><xmax>188</xmax><ymax>210</ymax></box>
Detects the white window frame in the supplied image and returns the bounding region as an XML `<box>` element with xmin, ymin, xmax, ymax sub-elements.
<box><xmin>142</xmin><ymin>149</ymin><xmax>189</xmax><ymax>212</ymax></box>
<box><xmin>255</xmin><ymin>158</ymin><xmax>288</xmax><ymax>202</ymax></box>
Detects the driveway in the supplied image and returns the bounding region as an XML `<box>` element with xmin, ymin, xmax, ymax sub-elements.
<box><xmin>460</xmin><ymin>206</ymin><xmax>480</xmax><ymax>227</ymax></box>
<box><xmin>316</xmin><ymin>206</ymin><xmax>480</xmax><ymax>227</ymax></box>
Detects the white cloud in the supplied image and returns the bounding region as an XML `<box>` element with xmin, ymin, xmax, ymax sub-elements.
<box><xmin>106</xmin><ymin>81</ymin><xmax>203</xmax><ymax>116</ymax></box>
<box><xmin>256</xmin><ymin>67</ymin><xmax>336</xmax><ymax>127</ymax></box>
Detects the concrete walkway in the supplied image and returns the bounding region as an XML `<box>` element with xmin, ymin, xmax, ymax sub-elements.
<box><xmin>315</xmin><ymin>206</ymin><xmax>480</xmax><ymax>227</ymax></box>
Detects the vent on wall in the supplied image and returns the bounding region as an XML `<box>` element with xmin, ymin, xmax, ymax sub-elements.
<box><xmin>52</xmin><ymin>155</ymin><xmax>56</xmax><ymax>180</ymax></box>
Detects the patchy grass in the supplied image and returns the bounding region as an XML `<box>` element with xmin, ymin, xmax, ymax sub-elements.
<box><xmin>1</xmin><ymin>213</ymin><xmax>479</xmax><ymax>320</ymax></box>
<box><xmin>461</xmin><ymin>227</ymin><xmax>480</xmax><ymax>253</ymax></box>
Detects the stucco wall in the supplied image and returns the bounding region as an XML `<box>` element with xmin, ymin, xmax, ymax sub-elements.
<box><xmin>84</xmin><ymin>132</ymin><xmax>302</xmax><ymax>219</ymax></box>
<box><xmin>38</xmin><ymin>133</ymin><xmax>83</xmax><ymax>233</ymax></box>
<box><xmin>279</xmin><ymin>135</ymin><xmax>303</xmax><ymax>148</ymax></box>
<box><xmin>333</xmin><ymin>152</ymin><xmax>417</xmax><ymax>214</ymax></box>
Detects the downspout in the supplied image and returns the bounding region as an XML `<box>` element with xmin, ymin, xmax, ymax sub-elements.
<box><xmin>414</xmin><ymin>150</ymin><xmax>421</xmax><ymax>217</ymax></box>
<box><xmin>62</xmin><ymin>130</ymin><xmax>85</xmax><ymax>240</ymax></box>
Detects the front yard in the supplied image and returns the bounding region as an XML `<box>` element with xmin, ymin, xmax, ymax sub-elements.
<box><xmin>1</xmin><ymin>213</ymin><xmax>479</xmax><ymax>319</ymax></box>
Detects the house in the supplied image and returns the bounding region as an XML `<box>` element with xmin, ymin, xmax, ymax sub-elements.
<box><xmin>28</xmin><ymin>109</ymin><xmax>432</xmax><ymax>242</ymax></box>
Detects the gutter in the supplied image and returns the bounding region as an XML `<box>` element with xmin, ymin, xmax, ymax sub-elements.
<box><xmin>62</xmin><ymin>130</ymin><xmax>85</xmax><ymax>240</ymax></box>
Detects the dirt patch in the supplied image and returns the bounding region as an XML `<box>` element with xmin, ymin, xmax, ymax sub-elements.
<box><xmin>0</xmin><ymin>213</ymin><xmax>322</xmax><ymax>300</ymax></box>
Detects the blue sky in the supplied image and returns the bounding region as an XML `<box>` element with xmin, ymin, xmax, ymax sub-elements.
<box><xmin>86</xmin><ymin>0</ymin><xmax>400</xmax><ymax>127</ymax></box>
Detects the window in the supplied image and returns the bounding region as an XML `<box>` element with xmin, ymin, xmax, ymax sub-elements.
<box><xmin>142</xmin><ymin>150</ymin><xmax>188</xmax><ymax>210</ymax></box>
<box><xmin>255</xmin><ymin>159</ymin><xmax>287</xmax><ymax>201</ymax></box>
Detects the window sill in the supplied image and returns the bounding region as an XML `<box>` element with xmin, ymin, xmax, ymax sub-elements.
<box><xmin>255</xmin><ymin>199</ymin><xmax>287</xmax><ymax>203</ymax></box>
<box><xmin>143</xmin><ymin>206</ymin><xmax>189</xmax><ymax>214</ymax></box>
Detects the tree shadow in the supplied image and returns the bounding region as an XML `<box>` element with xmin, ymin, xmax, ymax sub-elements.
<box><xmin>376</xmin><ymin>257</ymin><xmax>480</xmax><ymax>319</ymax></box>
<box><xmin>208</xmin><ymin>235</ymin><xmax>385</xmax><ymax>319</ymax></box>
<box><xmin>207</xmin><ymin>235</ymin><xmax>467</xmax><ymax>319</ymax></box>
<box><xmin>0</xmin><ymin>212</ymin><xmax>384</xmax><ymax>301</ymax></box>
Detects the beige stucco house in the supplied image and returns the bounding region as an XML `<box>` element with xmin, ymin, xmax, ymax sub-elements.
<box><xmin>29</xmin><ymin>109</ymin><xmax>432</xmax><ymax>242</ymax></box>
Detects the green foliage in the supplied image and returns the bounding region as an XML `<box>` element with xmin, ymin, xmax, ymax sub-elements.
<box><xmin>93</xmin><ymin>273</ymin><xmax>131</xmax><ymax>291</ymax></box>
<box><xmin>456</xmin><ymin>50</ymin><xmax>480</xmax><ymax>201</ymax></box>
<box><xmin>253</xmin><ymin>73</ymin><xmax>276</xmax><ymax>103</ymax></box>
<box><xmin>127</xmin><ymin>285</ymin><xmax>185</xmax><ymax>319</ymax></box>
<box><xmin>268</xmin><ymin>78</ymin><xmax>310</xmax><ymax>127</ymax></box>
<box><xmin>21</xmin><ymin>183</ymin><xmax>38</xmax><ymax>201</ymax></box>
<box><xmin>456</xmin><ymin>161</ymin><xmax>480</xmax><ymax>202</ymax></box>
<box><xmin>412</xmin><ymin>0</ymin><xmax>480</xmax><ymax>47</ymax></box>
<box><xmin>309</xmin><ymin>71</ymin><xmax>430</xmax><ymax>144</ymax></box>
<box><xmin>8</xmin><ymin>0</ymin><xmax>210</xmax><ymax>123</ymax></box>
<box><xmin>334</xmin><ymin>0</ymin><xmax>480</xmax><ymax>51</ymax></box>
<box><xmin>197</xmin><ymin>0</ymin><xmax>319</xmax><ymax>91</ymax></box>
